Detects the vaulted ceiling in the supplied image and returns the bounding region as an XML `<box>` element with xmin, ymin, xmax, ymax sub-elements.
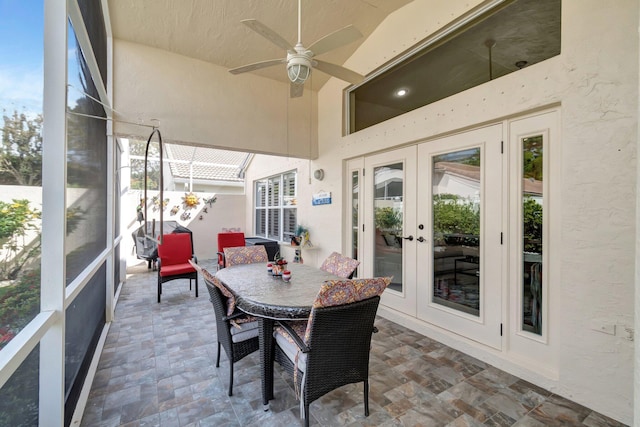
<box><xmin>107</xmin><ymin>0</ymin><xmax>413</xmax><ymax>93</ymax></box>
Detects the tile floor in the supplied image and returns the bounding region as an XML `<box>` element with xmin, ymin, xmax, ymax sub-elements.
<box><xmin>80</xmin><ymin>259</ymin><xmax>628</xmax><ymax>427</ymax></box>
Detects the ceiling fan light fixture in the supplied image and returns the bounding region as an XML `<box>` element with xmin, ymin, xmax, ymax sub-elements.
<box><xmin>287</xmin><ymin>54</ymin><xmax>311</xmax><ymax>84</ymax></box>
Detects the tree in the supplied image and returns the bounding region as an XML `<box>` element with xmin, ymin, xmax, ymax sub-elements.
<box><xmin>0</xmin><ymin>111</ymin><xmax>43</xmax><ymax>186</ymax></box>
<box><xmin>129</xmin><ymin>139</ymin><xmax>161</xmax><ymax>190</ymax></box>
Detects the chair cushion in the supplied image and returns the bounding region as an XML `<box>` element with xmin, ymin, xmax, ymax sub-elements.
<box><xmin>230</xmin><ymin>320</ymin><xmax>259</xmax><ymax>343</ymax></box>
<box><xmin>223</xmin><ymin>246</ymin><xmax>268</xmax><ymax>266</ymax></box>
<box><xmin>159</xmin><ymin>263</ymin><xmax>196</xmax><ymax>277</ymax></box>
<box><xmin>274</xmin><ymin>331</ymin><xmax>308</xmax><ymax>373</ymax></box>
<box><xmin>320</xmin><ymin>252</ymin><xmax>361</xmax><ymax>278</ymax></box>
<box><xmin>274</xmin><ymin>321</ymin><xmax>308</xmax><ymax>347</ymax></box>
<box><xmin>158</xmin><ymin>233</ymin><xmax>193</xmax><ymax>266</ymax></box>
<box><xmin>217</xmin><ymin>232</ymin><xmax>246</xmax><ymax>253</ymax></box>
<box><xmin>218</xmin><ymin>232</ymin><xmax>246</xmax><ymax>267</ymax></box>
<box><xmin>304</xmin><ymin>277</ymin><xmax>391</xmax><ymax>343</ymax></box>
<box><xmin>200</xmin><ymin>267</ymin><xmax>237</xmax><ymax>316</ymax></box>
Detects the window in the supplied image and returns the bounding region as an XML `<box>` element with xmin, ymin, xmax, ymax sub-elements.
<box><xmin>347</xmin><ymin>0</ymin><xmax>561</xmax><ymax>133</ymax></box>
<box><xmin>254</xmin><ymin>172</ymin><xmax>297</xmax><ymax>242</ymax></box>
<box><xmin>521</xmin><ymin>135</ymin><xmax>543</xmax><ymax>335</ymax></box>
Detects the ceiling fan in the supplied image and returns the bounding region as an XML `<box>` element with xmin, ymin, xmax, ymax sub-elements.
<box><xmin>228</xmin><ymin>0</ymin><xmax>365</xmax><ymax>98</ymax></box>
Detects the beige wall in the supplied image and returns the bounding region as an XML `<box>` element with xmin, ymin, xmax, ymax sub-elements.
<box><xmin>112</xmin><ymin>40</ymin><xmax>318</xmax><ymax>159</ymax></box>
<box><xmin>244</xmin><ymin>0</ymin><xmax>639</xmax><ymax>423</ymax></box>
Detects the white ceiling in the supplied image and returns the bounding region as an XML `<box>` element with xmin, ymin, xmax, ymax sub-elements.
<box><xmin>107</xmin><ymin>0</ymin><xmax>412</xmax><ymax>92</ymax></box>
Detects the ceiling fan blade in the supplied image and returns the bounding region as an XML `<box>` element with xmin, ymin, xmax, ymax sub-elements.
<box><xmin>308</xmin><ymin>25</ymin><xmax>362</xmax><ymax>56</ymax></box>
<box><xmin>313</xmin><ymin>59</ymin><xmax>364</xmax><ymax>84</ymax></box>
<box><xmin>241</xmin><ymin>19</ymin><xmax>294</xmax><ymax>51</ymax></box>
<box><xmin>228</xmin><ymin>58</ymin><xmax>286</xmax><ymax>75</ymax></box>
<box><xmin>290</xmin><ymin>82</ymin><xmax>304</xmax><ymax>98</ymax></box>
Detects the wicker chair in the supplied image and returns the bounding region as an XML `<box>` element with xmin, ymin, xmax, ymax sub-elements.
<box><xmin>319</xmin><ymin>251</ymin><xmax>360</xmax><ymax>279</ymax></box>
<box><xmin>272</xmin><ymin>277</ymin><xmax>390</xmax><ymax>426</ymax></box>
<box><xmin>201</xmin><ymin>269</ymin><xmax>259</xmax><ymax>396</ymax></box>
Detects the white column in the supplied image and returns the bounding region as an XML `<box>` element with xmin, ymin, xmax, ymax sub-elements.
<box><xmin>40</xmin><ymin>0</ymin><xmax>68</xmax><ymax>424</ymax></box>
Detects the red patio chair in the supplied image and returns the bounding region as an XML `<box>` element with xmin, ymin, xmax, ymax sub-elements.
<box><xmin>157</xmin><ymin>233</ymin><xmax>198</xmax><ymax>303</ymax></box>
<box><xmin>217</xmin><ymin>232</ymin><xmax>246</xmax><ymax>270</ymax></box>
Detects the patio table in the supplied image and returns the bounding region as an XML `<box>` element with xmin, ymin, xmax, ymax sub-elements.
<box><xmin>215</xmin><ymin>262</ymin><xmax>341</xmax><ymax>409</ymax></box>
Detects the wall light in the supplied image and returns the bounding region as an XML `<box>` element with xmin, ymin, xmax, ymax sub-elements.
<box><xmin>313</xmin><ymin>169</ymin><xmax>324</xmax><ymax>181</ymax></box>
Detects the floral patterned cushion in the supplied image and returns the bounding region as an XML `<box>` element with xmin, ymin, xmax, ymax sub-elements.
<box><xmin>303</xmin><ymin>277</ymin><xmax>391</xmax><ymax>343</ymax></box>
<box><xmin>223</xmin><ymin>246</ymin><xmax>268</xmax><ymax>267</ymax></box>
<box><xmin>200</xmin><ymin>267</ymin><xmax>237</xmax><ymax>317</ymax></box>
<box><xmin>320</xmin><ymin>252</ymin><xmax>360</xmax><ymax>278</ymax></box>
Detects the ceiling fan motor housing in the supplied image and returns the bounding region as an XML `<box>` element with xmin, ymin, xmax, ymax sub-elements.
<box><xmin>287</xmin><ymin>49</ymin><xmax>312</xmax><ymax>84</ymax></box>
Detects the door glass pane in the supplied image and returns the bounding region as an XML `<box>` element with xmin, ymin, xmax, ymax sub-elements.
<box><xmin>373</xmin><ymin>163</ymin><xmax>403</xmax><ymax>292</ymax></box>
<box><xmin>432</xmin><ymin>148</ymin><xmax>481</xmax><ymax>316</ymax></box>
<box><xmin>351</xmin><ymin>171</ymin><xmax>359</xmax><ymax>277</ymax></box>
<box><xmin>522</xmin><ymin>136</ymin><xmax>543</xmax><ymax>334</ymax></box>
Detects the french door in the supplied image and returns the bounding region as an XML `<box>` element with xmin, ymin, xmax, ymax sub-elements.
<box><xmin>363</xmin><ymin>146</ymin><xmax>418</xmax><ymax>316</ymax></box>
<box><xmin>416</xmin><ymin>125</ymin><xmax>503</xmax><ymax>349</ymax></box>
<box><xmin>361</xmin><ymin>125</ymin><xmax>503</xmax><ymax>349</ymax></box>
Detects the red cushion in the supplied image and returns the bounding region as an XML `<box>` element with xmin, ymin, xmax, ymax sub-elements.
<box><xmin>159</xmin><ymin>263</ymin><xmax>196</xmax><ymax>277</ymax></box>
<box><xmin>217</xmin><ymin>232</ymin><xmax>246</xmax><ymax>252</ymax></box>
<box><xmin>158</xmin><ymin>233</ymin><xmax>193</xmax><ymax>267</ymax></box>
<box><xmin>217</xmin><ymin>232</ymin><xmax>245</xmax><ymax>265</ymax></box>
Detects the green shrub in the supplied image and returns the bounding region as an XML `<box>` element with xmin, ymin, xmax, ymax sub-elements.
<box><xmin>374</xmin><ymin>206</ymin><xmax>402</xmax><ymax>231</ymax></box>
<box><xmin>433</xmin><ymin>194</ymin><xmax>479</xmax><ymax>236</ymax></box>
<box><xmin>523</xmin><ymin>196</ymin><xmax>543</xmax><ymax>253</ymax></box>
<box><xmin>0</xmin><ymin>199</ymin><xmax>39</xmax><ymax>243</ymax></box>
<box><xmin>0</xmin><ymin>267</ymin><xmax>40</xmax><ymax>349</ymax></box>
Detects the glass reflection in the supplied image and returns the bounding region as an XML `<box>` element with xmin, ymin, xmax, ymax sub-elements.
<box><xmin>522</xmin><ymin>135</ymin><xmax>543</xmax><ymax>334</ymax></box>
<box><xmin>373</xmin><ymin>163</ymin><xmax>403</xmax><ymax>292</ymax></box>
<box><xmin>431</xmin><ymin>148</ymin><xmax>481</xmax><ymax>316</ymax></box>
<box><xmin>351</xmin><ymin>171</ymin><xmax>359</xmax><ymax>277</ymax></box>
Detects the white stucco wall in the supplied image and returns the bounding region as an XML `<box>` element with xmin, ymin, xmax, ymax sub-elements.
<box><xmin>123</xmin><ymin>190</ymin><xmax>245</xmax><ymax>262</ymax></box>
<box><xmin>112</xmin><ymin>40</ymin><xmax>318</xmax><ymax>159</ymax></box>
<box><xmin>244</xmin><ymin>0</ymin><xmax>638</xmax><ymax>423</ymax></box>
<box><xmin>242</xmin><ymin>155</ymin><xmax>329</xmax><ymax>266</ymax></box>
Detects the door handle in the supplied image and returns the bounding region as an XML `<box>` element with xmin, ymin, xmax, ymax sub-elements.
<box><xmin>416</xmin><ymin>236</ymin><xmax>426</xmax><ymax>242</ymax></box>
<box><xmin>402</xmin><ymin>235</ymin><xmax>414</xmax><ymax>241</ymax></box>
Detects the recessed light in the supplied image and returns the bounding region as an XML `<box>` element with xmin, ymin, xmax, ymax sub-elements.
<box><xmin>396</xmin><ymin>89</ymin><xmax>408</xmax><ymax>97</ymax></box>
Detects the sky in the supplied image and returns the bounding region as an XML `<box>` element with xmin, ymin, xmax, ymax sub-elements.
<box><xmin>0</xmin><ymin>0</ymin><xmax>44</xmax><ymax>118</ymax></box>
